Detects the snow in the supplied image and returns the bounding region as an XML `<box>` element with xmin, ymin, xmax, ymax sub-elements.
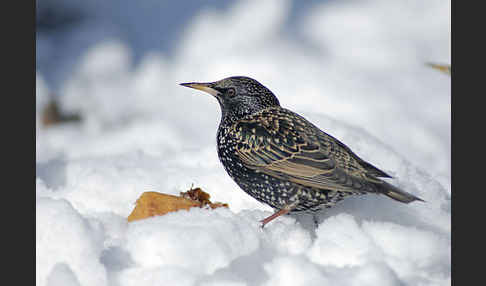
<box><xmin>124</xmin><ymin>208</ymin><xmax>261</xmax><ymax>274</ymax></box>
<box><xmin>36</xmin><ymin>0</ymin><xmax>450</xmax><ymax>285</ymax></box>
<box><xmin>46</xmin><ymin>263</ymin><xmax>82</xmax><ymax>286</ymax></box>
<box><xmin>36</xmin><ymin>198</ymin><xmax>107</xmax><ymax>286</ymax></box>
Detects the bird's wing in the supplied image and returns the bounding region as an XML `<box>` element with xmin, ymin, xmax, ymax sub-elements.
<box><xmin>321</xmin><ymin>132</ymin><xmax>392</xmax><ymax>178</ymax></box>
<box><xmin>232</xmin><ymin>108</ymin><xmax>385</xmax><ymax>193</ymax></box>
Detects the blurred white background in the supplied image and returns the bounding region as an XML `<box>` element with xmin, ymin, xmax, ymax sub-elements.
<box><xmin>36</xmin><ymin>0</ymin><xmax>450</xmax><ymax>182</ymax></box>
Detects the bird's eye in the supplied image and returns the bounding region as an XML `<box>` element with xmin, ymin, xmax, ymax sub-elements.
<box><xmin>227</xmin><ymin>88</ymin><xmax>236</xmax><ymax>97</ymax></box>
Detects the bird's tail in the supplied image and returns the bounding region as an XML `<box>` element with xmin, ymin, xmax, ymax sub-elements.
<box><xmin>376</xmin><ymin>180</ymin><xmax>425</xmax><ymax>203</ymax></box>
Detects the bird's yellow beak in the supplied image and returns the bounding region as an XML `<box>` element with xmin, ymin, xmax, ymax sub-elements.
<box><xmin>180</xmin><ymin>82</ymin><xmax>220</xmax><ymax>96</ymax></box>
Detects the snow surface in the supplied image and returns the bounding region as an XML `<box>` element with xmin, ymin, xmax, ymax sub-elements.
<box><xmin>36</xmin><ymin>0</ymin><xmax>450</xmax><ymax>285</ymax></box>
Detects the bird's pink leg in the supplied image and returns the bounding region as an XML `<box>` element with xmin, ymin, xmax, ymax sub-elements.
<box><xmin>260</xmin><ymin>208</ymin><xmax>291</xmax><ymax>228</ymax></box>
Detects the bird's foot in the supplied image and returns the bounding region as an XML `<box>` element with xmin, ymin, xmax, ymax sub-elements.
<box><xmin>313</xmin><ymin>214</ymin><xmax>319</xmax><ymax>229</ymax></box>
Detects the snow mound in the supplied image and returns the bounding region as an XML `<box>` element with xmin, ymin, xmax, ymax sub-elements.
<box><xmin>36</xmin><ymin>197</ymin><xmax>107</xmax><ymax>286</ymax></box>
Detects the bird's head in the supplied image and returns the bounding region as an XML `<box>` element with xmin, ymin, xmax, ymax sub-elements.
<box><xmin>180</xmin><ymin>76</ymin><xmax>280</xmax><ymax>123</ymax></box>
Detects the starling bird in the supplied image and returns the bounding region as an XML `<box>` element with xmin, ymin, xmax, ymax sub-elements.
<box><xmin>180</xmin><ymin>76</ymin><xmax>424</xmax><ymax>227</ymax></box>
